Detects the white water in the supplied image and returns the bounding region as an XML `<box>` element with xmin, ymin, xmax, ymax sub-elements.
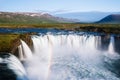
<box><xmin>18</xmin><ymin>45</ymin><xmax>24</xmax><ymax>60</ymax></box>
<box><xmin>19</xmin><ymin>34</ymin><xmax>120</xmax><ymax>80</ymax></box>
<box><xmin>108</xmin><ymin>36</ymin><xmax>115</xmax><ymax>54</ymax></box>
<box><xmin>19</xmin><ymin>40</ymin><xmax>33</xmax><ymax>60</ymax></box>
<box><xmin>0</xmin><ymin>53</ymin><xmax>27</xmax><ymax>79</ymax></box>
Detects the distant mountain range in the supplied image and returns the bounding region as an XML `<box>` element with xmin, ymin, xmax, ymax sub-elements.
<box><xmin>96</xmin><ymin>14</ymin><xmax>120</xmax><ymax>24</ymax></box>
<box><xmin>0</xmin><ymin>12</ymin><xmax>75</xmax><ymax>24</ymax></box>
<box><xmin>0</xmin><ymin>12</ymin><xmax>120</xmax><ymax>24</ymax></box>
<box><xmin>54</xmin><ymin>12</ymin><xmax>120</xmax><ymax>23</ymax></box>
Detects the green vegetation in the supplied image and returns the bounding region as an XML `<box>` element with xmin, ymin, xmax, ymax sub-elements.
<box><xmin>0</xmin><ymin>12</ymin><xmax>73</xmax><ymax>25</ymax></box>
<box><xmin>0</xmin><ymin>14</ymin><xmax>57</xmax><ymax>24</ymax></box>
<box><xmin>0</xmin><ymin>34</ymin><xmax>19</xmax><ymax>52</ymax></box>
<box><xmin>0</xmin><ymin>33</ymin><xmax>32</xmax><ymax>55</ymax></box>
<box><xmin>0</xmin><ymin>23</ymin><xmax>120</xmax><ymax>34</ymax></box>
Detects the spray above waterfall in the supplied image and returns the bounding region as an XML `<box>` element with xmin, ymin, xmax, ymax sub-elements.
<box><xmin>108</xmin><ymin>36</ymin><xmax>115</xmax><ymax>54</ymax></box>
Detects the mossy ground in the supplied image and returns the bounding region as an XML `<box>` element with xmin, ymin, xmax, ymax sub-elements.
<box><xmin>0</xmin><ymin>34</ymin><xmax>19</xmax><ymax>52</ymax></box>
<box><xmin>0</xmin><ymin>33</ymin><xmax>32</xmax><ymax>55</ymax></box>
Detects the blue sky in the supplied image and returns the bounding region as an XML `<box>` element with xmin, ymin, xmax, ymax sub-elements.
<box><xmin>0</xmin><ymin>0</ymin><xmax>120</xmax><ymax>13</ymax></box>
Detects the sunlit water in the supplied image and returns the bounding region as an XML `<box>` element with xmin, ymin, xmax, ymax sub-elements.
<box><xmin>19</xmin><ymin>33</ymin><xmax>120</xmax><ymax>80</ymax></box>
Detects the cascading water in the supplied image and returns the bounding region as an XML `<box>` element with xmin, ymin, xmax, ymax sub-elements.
<box><xmin>20</xmin><ymin>33</ymin><xmax>120</xmax><ymax>80</ymax></box>
<box><xmin>18</xmin><ymin>40</ymin><xmax>33</xmax><ymax>60</ymax></box>
<box><xmin>0</xmin><ymin>53</ymin><xmax>28</xmax><ymax>80</ymax></box>
<box><xmin>108</xmin><ymin>36</ymin><xmax>115</xmax><ymax>54</ymax></box>
<box><xmin>18</xmin><ymin>45</ymin><xmax>24</xmax><ymax>60</ymax></box>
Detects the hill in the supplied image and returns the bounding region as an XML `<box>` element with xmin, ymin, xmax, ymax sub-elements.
<box><xmin>0</xmin><ymin>12</ymin><xmax>74</xmax><ymax>24</ymax></box>
<box><xmin>54</xmin><ymin>12</ymin><xmax>120</xmax><ymax>23</ymax></box>
<box><xmin>96</xmin><ymin>14</ymin><xmax>120</xmax><ymax>24</ymax></box>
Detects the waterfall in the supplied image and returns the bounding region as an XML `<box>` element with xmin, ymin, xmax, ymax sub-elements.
<box><xmin>18</xmin><ymin>45</ymin><xmax>24</xmax><ymax>61</ymax></box>
<box><xmin>0</xmin><ymin>53</ymin><xmax>27</xmax><ymax>80</ymax></box>
<box><xmin>19</xmin><ymin>34</ymin><xmax>119</xmax><ymax>80</ymax></box>
<box><xmin>108</xmin><ymin>36</ymin><xmax>115</xmax><ymax>54</ymax></box>
<box><xmin>18</xmin><ymin>40</ymin><xmax>33</xmax><ymax>60</ymax></box>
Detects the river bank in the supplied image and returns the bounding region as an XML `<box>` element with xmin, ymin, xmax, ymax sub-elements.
<box><xmin>0</xmin><ymin>23</ymin><xmax>120</xmax><ymax>34</ymax></box>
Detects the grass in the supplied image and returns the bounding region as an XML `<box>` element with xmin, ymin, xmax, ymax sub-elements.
<box><xmin>0</xmin><ymin>34</ymin><xmax>19</xmax><ymax>52</ymax></box>
<box><xmin>0</xmin><ymin>23</ymin><xmax>120</xmax><ymax>33</ymax></box>
<box><xmin>0</xmin><ymin>33</ymin><xmax>32</xmax><ymax>54</ymax></box>
<box><xmin>0</xmin><ymin>23</ymin><xmax>120</xmax><ymax>28</ymax></box>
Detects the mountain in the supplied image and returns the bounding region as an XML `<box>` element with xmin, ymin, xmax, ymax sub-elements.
<box><xmin>0</xmin><ymin>12</ymin><xmax>75</xmax><ymax>24</ymax></box>
<box><xmin>54</xmin><ymin>12</ymin><xmax>120</xmax><ymax>23</ymax></box>
<box><xmin>96</xmin><ymin>14</ymin><xmax>120</xmax><ymax>24</ymax></box>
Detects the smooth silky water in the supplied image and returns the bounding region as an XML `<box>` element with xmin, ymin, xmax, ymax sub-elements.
<box><xmin>18</xmin><ymin>30</ymin><xmax>120</xmax><ymax>80</ymax></box>
<box><xmin>0</xmin><ymin>53</ymin><xmax>28</xmax><ymax>80</ymax></box>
